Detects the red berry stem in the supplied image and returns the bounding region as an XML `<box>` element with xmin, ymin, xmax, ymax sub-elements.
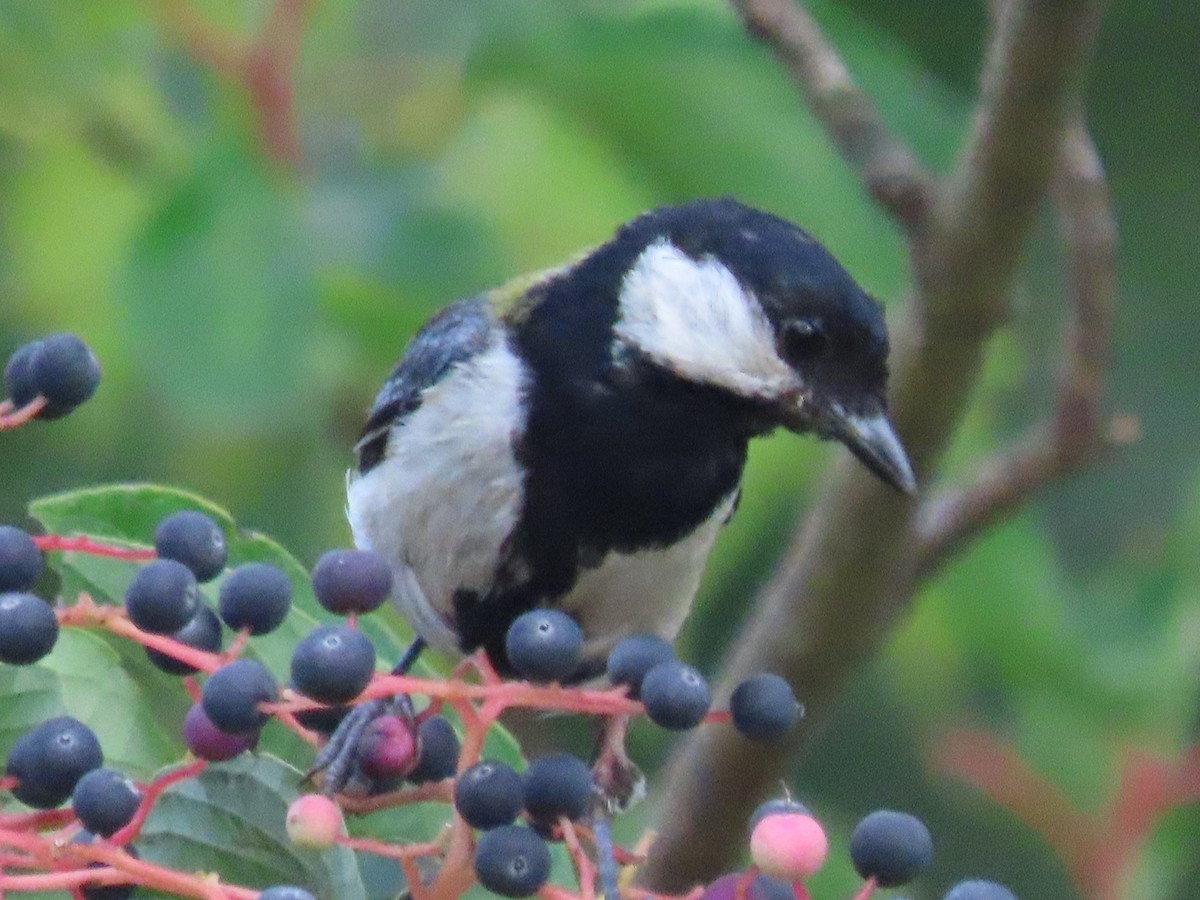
<box><xmin>559</xmin><ymin>818</ymin><xmax>597</xmax><ymax>900</ymax></box>
<box><xmin>850</xmin><ymin>876</ymin><xmax>877</xmax><ymax>899</ymax></box>
<box><xmin>0</xmin><ymin>396</ymin><xmax>47</xmax><ymax>430</ymax></box>
<box><xmin>0</xmin><ymin>807</ymin><xmax>76</xmax><ymax>832</ymax></box>
<box><xmin>33</xmin><ymin>534</ymin><xmax>156</xmax><ymax>561</ymax></box>
<box><xmin>109</xmin><ymin>758</ymin><xmax>208</xmax><ymax>845</ymax></box>
<box><xmin>57</xmin><ymin>595</ymin><xmax>225</xmax><ymax>673</ymax></box>
<box><xmin>336</xmin><ymin>834</ymin><xmax>443</xmax><ymax>861</ymax></box>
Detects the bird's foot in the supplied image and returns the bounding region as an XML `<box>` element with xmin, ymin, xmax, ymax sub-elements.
<box><xmin>307</xmin><ymin>693</ymin><xmax>419</xmax><ymax>796</ymax></box>
<box><xmin>591</xmin><ymin>714</ymin><xmax>646</xmax><ymax>816</ymax></box>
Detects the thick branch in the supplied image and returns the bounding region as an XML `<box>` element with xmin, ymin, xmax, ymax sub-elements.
<box><xmin>915</xmin><ymin>122</ymin><xmax>1120</xmax><ymax>577</ymax></box>
<box><xmin>642</xmin><ymin>0</ymin><xmax>1108</xmax><ymax>890</ymax></box>
<box><xmin>729</xmin><ymin>0</ymin><xmax>935</xmax><ymax>231</ymax></box>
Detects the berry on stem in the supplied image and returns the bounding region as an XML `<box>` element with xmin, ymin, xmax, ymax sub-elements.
<box><xmin>749</xmin><ymin>810</ymin><xmax>829</xmax><ymax>881</ymax></box>
<box><xmin>408</xmin><ymin>715</ymin><xmax>460</xmax><ymax>784</ymax></box>
<box><xmin>606</xmin><ymin>633</ymin><xmax>676</xmax><ymax>699</ymax></box>
<box><xmin>74</xmin><ymin>830</ymin><xmax>138</xmax><ymax>900</ymax></box>
<box><xmin>699</xmin><ymin>872</ymin><xmax>796</xmax><ymax>900</ymax></box>
<box><xmin>942</xmin><ymin>881</ymin><xmax>1018</xmax><ymax>900</ymax></box>
<box><xmin>0</xmin><ymin>591</ymin><xmax>59</xmax><ymax>665</ymax></box>
<box><xmin>290</xmin><ymin>623</ymin><xmax>376</xmax><ymax>704</ymax></box>
<box><xmin>749</xmin><ymin>798</ymin><xmax>811</xmax><ymax>839</ymax></box>
<box><xmin>474</xmin><ymin>824</ymin><xmax>552</xmax><ymax>897</ymax></box>
<box><xmin>286</xmin><ymin>793</ymin><xmax>345</xmax><ymax>848</ymax></box>
<box><xmin>124</xmin><ymin>558</ymin><xmax>201</xmax><ymax>635</ymax></box>
<box><xmin>356</xmin><ymin>714</ymin><xmax>418</xmax><ymax>780</ymax></box>
<box><xmin>145</xmin><ymin>604</ymin><xmax>223</xmax><ymax>676</ymax></box>
<box><xmin>218</xmin><ymin>562</ymin><xmax>292</xmax><ymax>635</ymax></box>
<box><xmin>72</xmin><ymin>768</ymin><xmax>142</xmax><ymax>837</ymax></box>
<box><xmin>504</xmin><ymin>609</ymin><xmax>583</xmax><ymax>683</ymax></box>
<box><xmin>849</xmin><ymin>809</ymin><xmax>934</xmax><ymax>887</ymax></box>
<box><xmin>454</xmin><ymin>759</ymin><xmax>524</xmax><ymax>830</ymax></box>
<box><xmin>0</xmin><ymin>525</ymin><xmax>43</xmax><ymax>591</ymax></box>
<box><xmin>4</xmin><ymin>340</ymin><xmax>41</xmax><ymax>408</ymax></box>
<box><xmin>183</xmin><ymin>703</ymin><xmax>259</xmax><ymax>761</ymax></box>
<box><xmin>730</xmin><ymin>673</ymin><xmax>803</xmax><ymax>740</ymax></box>
<box><xmin>522</xmin><ymin>752</ymin><xmax>594</xmax><ymax>825</ymax></box>
<box><xmin>5</xmin><ymin>716</ymin><xmax>103</xmax><ymax>809</ymax></box>
<box><xmin>311</xmin><ymin>548</ymin><xmax>393</xmax><ymax>615</ymax></box>
<box><xmin>641</xmin><ymin>660</ymin><xmax>711</xmax><ymax>730</ymax></box>
<box><xmin>154</xmin><ymin>510</ymin><xmax>227</xmax><ymax>582</ymax></box>
<box><xmin>201</xmin><ymin>658</ymin><xmax>278</xmax><ymax>732</ymax></box>
<box><xmin>28</xmin><ymin>333</ymin><xmax>102</xmax><ymax>418</ymax></box>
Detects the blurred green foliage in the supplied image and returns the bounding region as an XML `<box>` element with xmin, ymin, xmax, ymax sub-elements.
<box><xmin>1</xmin><ymin>1</ymin><xmax>1198</xmax><ymax>898</ymax></box>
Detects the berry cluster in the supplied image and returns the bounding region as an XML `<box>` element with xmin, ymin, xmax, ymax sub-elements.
<box><xmin>0</xmin><ymin>335</ymin><xmax>1020</xmax><ymax>900</ymax></box>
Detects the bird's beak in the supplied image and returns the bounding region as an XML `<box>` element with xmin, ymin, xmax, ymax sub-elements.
<box><xmin>831</xmin><ymin>409</ymin><xmax>917</xmax><ymax>496</ymax></box>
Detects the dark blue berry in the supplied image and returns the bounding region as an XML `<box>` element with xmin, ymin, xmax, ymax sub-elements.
<box><xmin>0</xmin><ymin>591</ymin><xmax>58</xmax><ymax>665</ymax></box>
<box><xmin>700</xmin><ymin>872</ymin><xmax>796</xmax><ymax>900</ymax></box>
<box><xmin>942</xmin><ymin>881</ymin><xmax>1017</xmax><ymax>900</ymax></box>
<box><xmin>124</xmin><ymin>558</ymin><xmax>200</xmax><ymax>635</ymax></box>
<box><xmin>201</xmin><ymin>658</ymin><xmax>277</xmax><ymax>732</ymax></box>
<box><xmin>145</xmin><ymin>604</ymin><xmax>223</xmax><ymax>676</ymax></box>
<box><xmin>154</xmin><ymin>510</ymin><xmax>227</xmax><ymax>582</ymax></box>
<box><xmin>454</xmin><ymin>759</ymin><xmax>524</xmax><ymax>829</ymax></box>
<box><xmin>4</xmin><ymin>340</ymin><xmax>41</xmax><ymax>408</ymax></box>
<box><xmin>748</xmin><ymin>798</ymin><xmax>811</xmax><ymax>840</ymax></box>
<box><xmin>28</xmin><ymin>333</ymin><xmax>101</xmax><ymax>419</ymax></box>
<box><xmin>294</xmin><ymin>702</ymin><xmax>350</xmax><ymax>736</ymax></box>
<box><xmin>258</xmin><ymin>889</ymin><xmax>317</xmax><ymax>900</ymax></box>
<box><xmin>409</xmin><ymin>715</ymin><xmax>460</xmax><ymax>784</ymax></box>
<box><xmin>218</xmin><ymin>562</ymin><xmax>292</xmax><ymax>635</ymax></box>
<box><xmin>505</xmin><ymin>609</ymin><xmax>583</xmax><ymax>683</ymax></box>
<box><xmin>0</xmin><ymin>526</ymin><xmax>43</xmax><ymax>591</ymax></box>
<box><xmin>71</xmin><ymin>767</ymin><xmax>141</xmax><ymax>837</ymax></box>
<box><xmin>474</xmin><ymin>825</ymin><xmax>551</xmax><ymax>897</ymax></box>
<box><xmin>730</xmin><ymin>673</ymin><xmax>803</xmax><ymax>740</ymax></box>
<box><xmin>290</xmin><ymin>624</ymin><xmax>376</xmax><ymax>704</ymax></box>
<box><xmin>311</xmin><ymin>549</ymin><xmax>393</xmax><ymax>615</ymax></box>
<box><xmin>849</xmin><ymin>809</ymin><xmax>933</xmax><ymax>887</ymax></box>
<box><xmin>606</xmin><ymin>633</ymin><xmax>676</xmax><ymax>699</ymax></box>
<box><xmin>183</xmin><ymin>703</ymin><xmax>259</xmax><ymax>761</ymax></box>
<box><xmin>641</xmin><ymin>660</ymin><xmax>711</xmax><ymax>730</ymax></box>
<box><xmin>522</xmin><ymin>753</ymin><xmax>593</xmax><ymax>824</ymax></box>
<box><xmin>5</xmin><ymin>716</ymin><xmax>103</xmax><ymax>808</ymax></box>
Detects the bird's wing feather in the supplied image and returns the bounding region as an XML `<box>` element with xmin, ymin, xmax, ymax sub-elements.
<box><xmin>355</xmin><ymin>296</ymin><xmax>496</xmax><ymax>472</ymax></box>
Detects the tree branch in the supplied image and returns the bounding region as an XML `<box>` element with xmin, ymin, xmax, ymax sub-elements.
<box><xmin>642</xmin><ymin>0</ymin><xmax>1109</xmax><ymax>890</ymax></box>
<box><xmin>729</xmin><ymin>0</ymin><xmax>935</xmax><ymax>232</ymax></box>
<box><xmin>914</xmin><ymin>121</ymin><xmax>1121</xmax><ymax>578</ymax></box>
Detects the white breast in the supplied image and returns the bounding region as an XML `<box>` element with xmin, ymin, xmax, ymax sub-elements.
<box><xmin>345</xmin><ymin>337</ymin><xmax>528</xmax><ymax>657</ymax></box>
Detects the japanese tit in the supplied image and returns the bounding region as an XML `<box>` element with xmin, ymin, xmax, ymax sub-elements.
<box><xmin>346</xmin><ymin>197</ymin><xmax>914</xmax><ymax>680</ymax></box>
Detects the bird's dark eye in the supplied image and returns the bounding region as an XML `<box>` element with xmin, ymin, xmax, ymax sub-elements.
<box><xmin>782</xmin><ymin>320</ymin><xmax>829</xmax><ymax>361</ymax></box>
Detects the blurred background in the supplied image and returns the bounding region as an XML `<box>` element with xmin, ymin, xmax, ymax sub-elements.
<box><xmin>1</xmin><ymin>1</ymin><xmax>1198</xmax><ymax>897</ymax></box>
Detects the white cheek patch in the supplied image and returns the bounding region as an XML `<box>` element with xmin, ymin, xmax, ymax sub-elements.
<box><xmin>614</xmin><ymin>240</ymin><xmax>798</xmax><ymax>399</ymax></box>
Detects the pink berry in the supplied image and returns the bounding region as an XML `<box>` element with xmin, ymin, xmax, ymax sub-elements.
<box><xmin>749</xmin><ymin>813</ymin><xmax>828</xmax><ymax>881</ymax></box>
<box><xmin>286</xmin><ymin>793</ymin><xmax>344</xmax><ymax>848</ymax></box>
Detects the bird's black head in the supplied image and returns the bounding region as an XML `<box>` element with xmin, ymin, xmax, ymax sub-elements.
<box><xmin>610</xmin><ymin>198</ymin><xmax>915</xmax><ymax>494</ymax></box>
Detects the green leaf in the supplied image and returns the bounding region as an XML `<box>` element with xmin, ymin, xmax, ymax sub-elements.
<box><xmin>138</xmin><ymin>754</ymin><xmax>366</xmax><ymax>900</ymax></box>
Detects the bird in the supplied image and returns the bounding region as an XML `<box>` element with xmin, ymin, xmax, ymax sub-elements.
<box><xmin>317</xmin><ymin>197</ymin><xmax>914</xmax><ymax>792</ymax></box>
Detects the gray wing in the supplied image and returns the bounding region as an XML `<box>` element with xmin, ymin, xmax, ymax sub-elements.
<box><xmin>356</xmin><ymin>296</ymin><xmax>496</xmax><ymax>473</ymax></box>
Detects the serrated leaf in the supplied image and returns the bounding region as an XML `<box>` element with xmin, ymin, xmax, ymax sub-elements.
<box><xmin>138</xmin><ymin>754</ymin><xmax>366</xmax><ymax>900</ymax></box>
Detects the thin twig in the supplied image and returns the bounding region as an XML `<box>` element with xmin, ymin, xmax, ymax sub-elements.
<box><xmin>729</xmin><ymin>0</ymin><xmax>935</xmax><ymax>232</ymax></box>
<box><xmin>914</xmin><ymin>120</ymin><xmax>1120</xmax><ymax>576</ymax></box>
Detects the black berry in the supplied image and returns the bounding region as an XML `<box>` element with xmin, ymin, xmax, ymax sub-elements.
<box><xmin>124</xmin><ymin>558</ymin><xmax>200</xmax><ymax>635</ymax></box>
<box><xmin>409</xmin><ymin>715</ymin><xmax>460</xmax><ymax>784</ymax></box>
<box><xmin>154</xmin><ymin>510</ymin><xmax>228</xmax><ymax>582</ymax></box>
<box><xmin>183</xmin><ymin>703</ymin><xmax>259</xmax><ymax>761</ymax></box>
<box><xmin>311</xmin><ymin>548</ymin><xmax>393</xmax><ymax>615</ymax></box>
<box><xmin>522</xmin><ymin>753</ymin><xmax>593</xmax><ymax>824</ymax></box>
<box><xmin>71</xmin><ymin>767</ymin><xmax>142</xmax><ymax>837</ymax></box>
<box><xmin>4</xmin><ymin>340</ymin><xmax>41</xmax><ymax>408</ymax></box>
<box><xmin>748</xmin><ymin>798</ymin><xmax>811</xmax><ymax>840</ymax></box>
<box><xmin>27</xmin><ymin>332</ymin><xmax>102</xmax><ymax>419</ymax></box>
<box><xmin>474</xmin><ymin>825</ymin><xmax>552</xmax><ymax>897</ymax></box>
<box><xmin>0</xmin><ymin>591</ymin><xmax>59</xmax><ymax>665</ymax></box>
<box><xmin>730</xmin><ymin>673</ymin><xmax>802</xmax><ymax>740</ymax></box>
<box><xmin>0</xmin><ymin>525</ymin><xmax>43</xmax><ymax>591</ymax></box>
<box><xmin>5</xmin><ymin>716</ymin><xmax>103</xmax><ymax>808</ymax></box>
<box><xmin>942</xmin><ymin>881</ymin><xmax>1017</xmax><ymax>900</ymax></box>
<box><xmin>145</xmin><ymin>604</ymin><xmax>223</xmax><ymax>676</ymax></box>
<box><xmin>641</xmin><ymin>660</ymin><xmax>711</xmax><ymax>730</ymax></box>
<box><xmin>504</xmin><ymin>609</ymin><xmax>583</xmax><ymax>683</ymax></box>
<box><xmin>454</xmin><ymin>759</ymin><xmax>524</xmax><ymax>830</ymax></box>
<box><xmin>258</xmin><ymin>888</ymin><xmax>317</xmax><ymax>900</ymax></box>
<box><xmin>218</xmin><ymin>562</ymin><xmax>292</xmax><ymax>635</ymax></box>
<box><xmin>606</xmin><ymin>633</ymin><xmax>676</xmax><ymax>699</ymax></box>
<box><xmin>290</xmin><ymin>623</ymin><xmax>376</xmax><ymax>704</ymax></box>
<box><xmin>849</xmin><ymin>809</ymin><xmax>933</xmax><ymax>887</ymax></box>
<box><xmin>294</xmin><ymin>702</ymin><xmax>351</xmax><ymax>736</ymax></box>
<box><xmin>201</xmin><ymin>658</ymin><xmax>278</xmax><ymax>732</ymax></box>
